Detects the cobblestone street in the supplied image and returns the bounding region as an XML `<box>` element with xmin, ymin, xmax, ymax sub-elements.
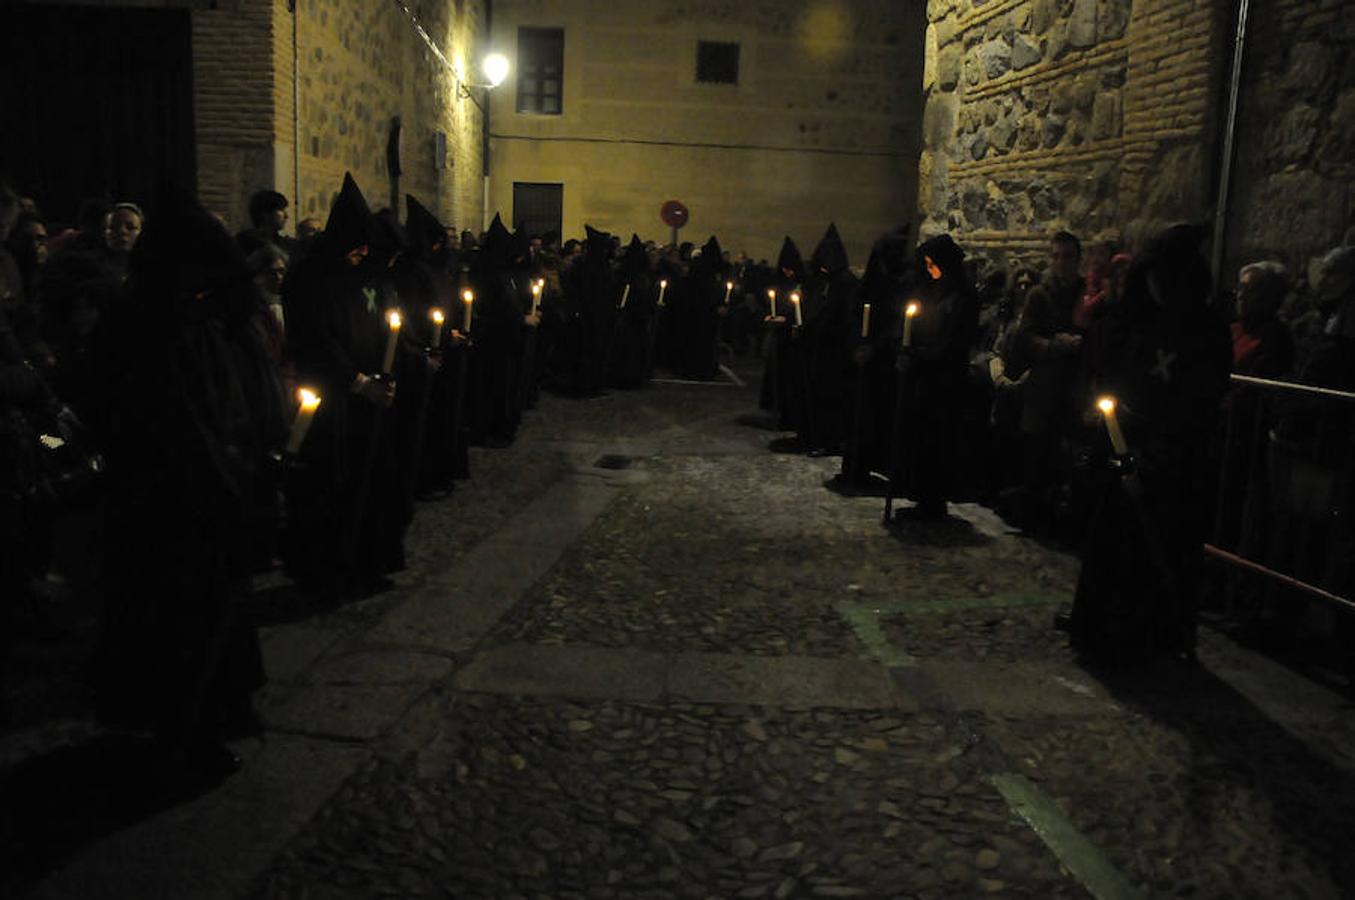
<box><xmin>10</xmin><ymin>360</ymin><xmax>1355</xmax><ymax>899</ymax></box>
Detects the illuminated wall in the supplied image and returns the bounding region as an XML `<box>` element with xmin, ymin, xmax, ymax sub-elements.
<box><xmin>486</xmin><ymin>0</ymin><xmax>926</xmax><ymax>265</ymax></box>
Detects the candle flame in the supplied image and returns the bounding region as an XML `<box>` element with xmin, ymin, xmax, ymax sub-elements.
<box><xmin>767</xmin><ymin>289</ymin><xmax>776</xmax><ymax>299</ymax></box>
<box><xmin>388</xmin><ymin>310</ymin><xmax>402</xmax><ymax>329</ymax></box>
<box><xmin>1097</xmin><ymin>396</ymin><xmax>1116</xmax><ymax>415</ymax></box>
<box><xmin>905</xmin><ymin>302</ymin><xmax>920</xmax><ymax>318</ymax></box>
<box><xmin>791</xmin><ymin>292</ymin><xmax>801</xmax><ymax>303</ymax></box>
<box><xmin>726</xmin><ymin>281</ymin><xmax>733</xmax><ymax>289</ymax></box>
<box><xmin>462</xmin><ymin>290</ymin><xmax>474</xmax><ymax>303</ymax></box>
<box><xmin>431</xmin><ymin>308</ymin><xmax>445</xmax><ymax>324</ymax></box>
<box><xmin>531</xmin><ymin>282</ymin><xmax>542</xmax><ymax>295</ymax></box>
<box><xmin>298</xmin><ymin>387</ymin><xmax>321</xmax><ymax>411</ymax></box>
<box><xmin>660</xmin><ymin>279</ymin><xmax>668</xmax><ymax>288</ymax></box>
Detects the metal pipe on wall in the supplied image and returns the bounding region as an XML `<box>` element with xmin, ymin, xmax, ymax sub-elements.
<box><xmin>290</xmin><ymin>0</ymin><xmax>301</xmax><ymax>214</ymax></box>
<box><xmin>1210</xmin><ymin>0</ymin><xmax>1252</xmax><ymax>284</ymax></box>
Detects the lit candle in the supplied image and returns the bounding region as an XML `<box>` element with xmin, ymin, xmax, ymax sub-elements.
<box><xmin>430</xmin><ymin>308</ymin><xmax>445</xmax><ymax>347</ymax></box>
<box><xmin>1097</xmin><ymin>396</ymin><xmax>1129</xmax><ymax>456</ymax></box>
<box><xmin>462</xmin><ymin>289</ymin><xmax>475</xmax><ymax>335</ymax></box>
<box><xmin>767</xmin><ymin>288</ymin><xmax>777</xmax><ymax>318</ymax></box>
<box><xmin>285</xmin><ymin>387</ymin><xmax>322</xmax><ymax>455</ymax></box>
<box><xmin>531</xmin><ymin>281</ymin><xmax>542</xmax><ymax>316</ymax></box>
<box><xmin>902</xmin><ymin>301</ymin><xmax>919</xmax><ymax>347</ymax></box>
<box><xmin>620</xmin><ymin>283</ymin><xmax>631</xmax><ymax>309</ymax></box>
<box><xmin>861</xmin><ymin>303</ymin><xmax>871</xmax><ymax>338</ymax></box>
<box><xmin>790</xmin><ymin>291</ymin><xmax>803</xmax><ymax>327</ymax></box>
<box><xmin>723</xmin><ymin>281</ymin><xmax>733</xmax><ymax>305</ymax></box>
<box><xmin>658</xmin><ymin>279</ymin><xmax>668</xmax><ymax>307</ymax></box>
<box><xmin>382</xmin><ymin>310</ymin><xmax>402</xmax><ymax>373</ymax></box>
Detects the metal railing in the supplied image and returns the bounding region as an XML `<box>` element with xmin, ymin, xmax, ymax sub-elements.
<box><xmin>1208</xmin><ymin>373</ymin><xmax>1355</xmax><ymax>615</ymax></box>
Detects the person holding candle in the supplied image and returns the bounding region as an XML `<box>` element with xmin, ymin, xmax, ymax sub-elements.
<box><xmin>779</xmin><ymin>223</ymin><xmax>860</xmax><ymax>456</ymax></box>
<box><xmin>609</xmin><ymin>234</ymin><xmax>657</xmax><ymax>388</ymax></box>
<box><xmin>280</xmin><ymin>173</ymin><xmax>410</xmax><ymax>599</ymax></box>
<box><xmin>886</xmin><ymin>233</ymin><xmax>980</xmax><ymax>522</ymax></box>
<box><xmin>90</xmin><ymin>184</ymin><xmax>286</xmax><ymax>777</ymax></box>
<box><xmin>833</xmin><ymin>226</ymin><xmax>913</xmax><ymax>492</ymax></box>
<box><xmin>759</xmin><ymin>236</ymin><xmax>804</xmax><ymax>430</ymax></box>
<box><xmin>1068</xmin><ymin>224</ymin><xmax>1230</xmax><ymax>665</ymax></box>
<box><xmin>668</xmin><ymin>234</ymin><xmax>726</xmax><ymax>381</ymax></box>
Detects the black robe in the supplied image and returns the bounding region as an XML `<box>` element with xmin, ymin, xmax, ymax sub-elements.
<box><xmin>1070</xmin><ymin>267</ymin><xmax>1231</xmax><ymax>665</ymax></box>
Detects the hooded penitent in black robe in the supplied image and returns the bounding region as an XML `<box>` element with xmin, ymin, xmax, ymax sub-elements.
<box><xmin>404</xmin><ymin>193</ymin><xmax>467</xmax><ymax>492</ymax></box>
<box><xmin>92</xmin><ymin>184</ymin><xmax>285</xmax><ymax>756</ymax></box>
<box><xmin>838</xmin><ymin>226</ymin><xmax>913</xmax><ymax>488</ymax></box>
<box><xmin>794</xmin><ymin>224</ymin><xmax>860</xmax><ymax>452</ymax></box>
<box><xmin>556</xmin><ymin>225</ymin><xmax>616</xmax><ymax>395</ymax></box>
<box><xmin>890</xmin><ymin>234</ymin><xmax>980</xmax><ymax>519</ymax></box>
<box><xmin>669</xmin><ymin>235</ymin><xmax>725</xmax><ymax>380</ymax></box>
<box><xmin>1070</xmin><ymin>227</ymin><xmax>1231</xmax><ymax>665</ymax></box>
<box><xmin>610</xmin><ymin>234</ymin><xmax>655</xmax><ymax>388</ymax></box>
<box><xmin>466</xmin><ymin>214</ymin><xmax>529</xmax><ymax>445</ymax></box>
<box><xmin>759</xmin><ymin>237</ymin><xmax>804</xmax><ymax>427</ymax></box>
<box><xmin>281</xmin><ymin>173</ymin><xmax>411</xmax><ymax>593</ymax></box>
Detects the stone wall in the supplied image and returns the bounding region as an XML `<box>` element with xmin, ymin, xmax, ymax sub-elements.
<box><xmin>919</xmin><ymin>0</ymin><xmax>1227</xmax><ymax>270</ymax></box>
<box><xmin>186</xmin><ymin>0</ymin><xmax>487</xmax><ymax>232</ymax></box>
<box><xmin>487</xmin><ymin>0</ymin><xmax>926</xmax><ymax>264</ymax></box>
<box><xmin>289</xmin><ymin>0</ymin><xmax>487</xmax><ymax>231</ymax></box>
<box><xmin>1222</xmin><ymin>0</ymin><xmax>1355</xmax><ymax>279</ymax></box>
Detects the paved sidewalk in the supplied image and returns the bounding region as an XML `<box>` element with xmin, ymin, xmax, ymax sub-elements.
<box><xmin>9</xmin><ymin>360</ymin><xmax>1355</xmax><ymax>899</ymax></box>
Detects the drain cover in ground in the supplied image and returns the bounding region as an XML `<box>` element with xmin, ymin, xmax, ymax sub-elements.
<box><xmin>594</xmin><ymin>454</ymin><xmax>634</xmax><ymax>470</ymax></box>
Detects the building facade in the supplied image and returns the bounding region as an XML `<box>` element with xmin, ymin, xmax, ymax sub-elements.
<box><xmin>5</xmin><ymin>0</ymin><xmax>489</xmax><ymax>234</ymax></box>
<box><xmin>485</xmin><ymin>0</ymin><xmax>926</xmax><ymax>264</ymax></box>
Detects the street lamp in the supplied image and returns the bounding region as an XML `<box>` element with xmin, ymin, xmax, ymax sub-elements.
<box><xmin>458</xmin><ymin>53</ymin><xmax>510</xmax><ymax>110</ymax></box>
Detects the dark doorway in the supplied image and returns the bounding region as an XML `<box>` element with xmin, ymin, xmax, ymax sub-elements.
<box><xmin>0</xmin><ymin>5</ymin><xmax>196</xmax><ymax>224</ymax></box>
<box><xmin>512</xmin><ymin>182</ymin><xmax>563</xmax><ymax>240</ymax></box>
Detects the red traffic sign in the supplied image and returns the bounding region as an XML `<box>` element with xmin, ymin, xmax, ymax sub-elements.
<box><xmin>660</xmin><ymin>200</ymin><xmax>689</xmax><ymax>229</ymax></box>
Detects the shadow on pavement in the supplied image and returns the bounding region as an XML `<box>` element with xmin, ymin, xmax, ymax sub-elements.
<box><xmin>1094</xmin><ymin>661</ymin><xmax>1355</xmax><ymax>894</ymax></box>
<box><xmin>0</xmin><ymin>732</ymin><xmax>220</xmax><ymax>896</ymax></box>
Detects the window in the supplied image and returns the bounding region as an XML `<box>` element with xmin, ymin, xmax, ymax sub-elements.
<box><xmin>513</xmin><ymin>182</ymin><xmax>563</xmax><ymax>240</ymax></box>
<box><xmin>696</xmin><ymin>40</ymin><xmax>739</xmax><ymax>84</ymax></box>
<box><xmin>517</xmin><ymin>27</ymin><xmax>564</xmax><ymax>115</ymax></box>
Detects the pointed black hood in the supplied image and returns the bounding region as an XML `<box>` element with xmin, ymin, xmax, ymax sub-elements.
<box><xmin>405</xmin><ymin>194</ymin><xmax>446</xmax><ymax>259</ymax></box>
<box><xmin>320</xmin><ymin>172</ymin><xmax>374</xmax><ymax>258</ymax></box>
<box><xmin>583</xmin><ymin>224</ymin><xmax>611</xmax><ymax>264</ymax></box>
<box><xmin>776</xmin><ymin>236</ymin><xmax>804</xmax><ymax>280</ymax></box>
<box><xmin>861</xmin><ymin>225</ymin><xmax>913</xmax><ymax>299</ymax></box>
<box><xmin>811</xmin><ymin>223</ymin><xmax>848</xmax><ymax>275</ymax></box>
<box><xmin>481</xmin><ymin>212</ymin><xmax>514</xmax><ymax>268</ymax></box>
<box><xmin>621</xmin><ymin>234</ymin><xmax>648</xmax><ymax>277</ymax></box>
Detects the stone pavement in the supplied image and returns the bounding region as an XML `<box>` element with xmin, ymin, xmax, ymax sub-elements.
<box><xmin>8</xmin><ymin>358</ymin><xmax>1355</xmax><ymax>899</ymax></box>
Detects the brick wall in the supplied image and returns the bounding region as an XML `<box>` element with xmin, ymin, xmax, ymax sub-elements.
<box><xmin>192</xmin><ymin>0</ymin><xmax>278</xmax><ymax>228</ymax></box>
<box><xmin>919</xmin><ymin>0</ymin><xmax>1227</xmax><ymax>271</ymax></box>
<box><xmin>191</xmin><ymin>0</ymin><xmax>486</xmax><ymax>234</ymax></box>
<box><xmin>289</xmin><ymin>0</ymin><xmax>486</xmax><ymax>232</ymax></box>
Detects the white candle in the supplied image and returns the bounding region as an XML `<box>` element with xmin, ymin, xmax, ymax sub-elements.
<box><xmin>658</xmin><ymin>279</ymin><xmax>668</xmax><ymax>307</ymax></box>
<box><xmin>723</xmin><ymin>281</ymin><xmax>733</xmax><ymax>305</ymax></box>
<box><xmin>791</xmin><ymin>292</ymin><xmax>803</xmax><ymax>327</ymax></box>
<box><xmin>1097</xmin><ymin>396</ymin><xmax>1129</xmax><ymax>455</ymax></box>
<box><xmin>430</xmin><ymin>308</ymin><xmax>445</xmax><ymax>347</ymax></box>
<box><xmin>620</xmin><ymin>283</ymin><xmax>631</xmax><ymax>309</ymax></box>
<box><xmin>767</xmin><ymin>288</ymin><xmax>777</xmax><ymax>318</ymax></box>
<box><xmin>382</xmin><ymin>310</ymin><xmax>402</xmax><ymax>373</ymax></box>
<box><xmin>285</xmin><ymin>388</ymin><xmax>322</xmax><ymax>454</ymax></box>
<box><xmin>462</xmin><ymin>289</ymin><xmax>474</xmax><ymax>335</ymax></box>
<box><xmin>861</xmin><ymin>303</ymin><xmax>871</xmax><ymax>338</ymax></box>
<box><xmin>902</xmin><ymin>301</ymin><xmax>919</xmax><ymax>348</ymax></box>
<box><xmin>531</xmin><ymin>281</ymin><xmax>542</xmax><ymax>316</ymax></box>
